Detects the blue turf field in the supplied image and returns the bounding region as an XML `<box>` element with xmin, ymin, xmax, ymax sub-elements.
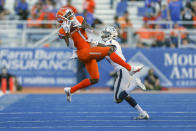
<box><xmin>0</xmin><ymin>93</ymin><xmax>196</xmax><ymax>131</ymax></box>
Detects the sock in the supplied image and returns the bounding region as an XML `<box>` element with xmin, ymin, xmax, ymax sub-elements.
<box><xmin>109</xmin><ymin>52</ymin><xmax>131</xmax><ymax>71</ymax></box>
<box><xmin>70</xmin><ymin>79</ymin><xmax>91</xmax><ymax>93</ymax></box>
<box><xmin>125</xmin><ymin>96</ymin><xmax>137</xmax><ymax>107</ymax></box>
<box><xmin>134</xmin><ymin>104</ymin><xmax>145</xmax><ymax>114</ymax></box>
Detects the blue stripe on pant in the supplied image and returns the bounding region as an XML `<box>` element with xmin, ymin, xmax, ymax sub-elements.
<box><xmin>115</xmin><ymin>69</ymin><xmax>122</xmax><ymax>101</ymax></box>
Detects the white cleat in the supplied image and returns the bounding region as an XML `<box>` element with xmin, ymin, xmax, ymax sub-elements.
<box><xmin>130</xmin><ymin>65</ymin><xmax>144</xmax><ymax>75</ymax></box>
<box><xmin>64</xmin><ymin>87</ymin><xmax>72</xmax><ymax>103</ymax></box>
<box><xmin>134</xmin><ymin>111</ymin><xmax>150</xmax><ymax>120</ymax></box>
<box><xmin>135</xmin><ymin>77</ymin><xmax>146</xmax><ymax>91</ymax></box>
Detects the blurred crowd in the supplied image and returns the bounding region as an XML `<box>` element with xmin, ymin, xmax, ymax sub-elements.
<box><xmin>0</xmin><ymin>0</ymin><xmax>196</xmax><ymax>48</ymax></box>
<box><xmin>0</xmin><ymin>0</ymin><xmax>97</xmax><ymax>28</ymax></box>
<box><xmin>114</xmin><ymin>0</ymin><xmax>196</xmax><ymax>48</ymax></box>
<box><xmin>136</xmin><ymin>0</ymin><xmax>196</xmax><ymax>48</ymax></box>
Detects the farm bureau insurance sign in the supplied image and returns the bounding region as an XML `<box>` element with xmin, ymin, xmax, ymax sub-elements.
<box><xmin>0</xmin><ymin>48</ymin><xmax>76</xmax><ymax>87</ymax></box>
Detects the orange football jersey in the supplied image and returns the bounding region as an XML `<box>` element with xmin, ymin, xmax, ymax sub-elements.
<box><xmin>58</xmin><ymin>16</ymin><xmax>91</xmax><ymax>50</ymax></box>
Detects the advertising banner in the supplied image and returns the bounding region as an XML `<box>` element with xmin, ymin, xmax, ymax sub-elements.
<box><xmin>0</xmin><ymin>48</ymin><xmax>195</xmax><ymax>88</ymax></box>
<box><xmin>98</xmin><ymin>48</ymin><xmax>196</xmax><ymax>88</ymax></box>
<box><xmin>0</xmin><ymin>48</ymin><xmax>76</xmax><ymax>87</ymax></box>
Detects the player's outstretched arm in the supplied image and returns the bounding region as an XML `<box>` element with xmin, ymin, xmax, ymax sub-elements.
<box><xmin>90</xmin><ymin>41</ymin><xmax>106</xmax><ymax>47</ymax></box>
<box><xmin>59</xmin><ymin>20</ymin><xmax>73</xmax><ymax>48</ymax></box>
<box><xmin>81</xmin><ymin>20</ymin><xmax>93</xmax><ymax>30</ymax></box>
<box><xmin>62</xmin><ymin>33</ymin><xmax>71</xmax><ymax>47</ymax></box>
<box><xmin>60</xmin><ymin>33</ymin><xmax>74</xmax><ymax>49</ymax></box>
<box><xmin>81</xmin><ymin>20</ymin><xmax>99</xmax><ymax>35</ymax></box>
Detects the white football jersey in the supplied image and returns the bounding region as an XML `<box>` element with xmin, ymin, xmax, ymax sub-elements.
<box><xmin>105</xmin><ymin>39</ymin><xmax>126</xmax><ymax>72</ymax></box>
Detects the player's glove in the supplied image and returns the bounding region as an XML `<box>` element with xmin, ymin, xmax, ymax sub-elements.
<box><xmin>88</xmin><ymin>38</ymin><xmax>99</xmax><ymax>47</ymax></box>
<box><xmin>62</xmin><ymin>20</ymin><xmax>72</xmax><ymax>33</ymax></box>
<box><xmin>91</xmin><ymin>41</ymin><xmax>99</xmax><ymax>47</ymax></box>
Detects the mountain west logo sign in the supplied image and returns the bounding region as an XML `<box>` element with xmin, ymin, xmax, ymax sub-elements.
<box><xmin>128</xmin><ymin>51</ymin><xmax>172</xmax><ymax>87</ymax></box>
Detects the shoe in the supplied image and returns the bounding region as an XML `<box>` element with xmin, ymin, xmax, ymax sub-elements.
<box><xmin>64</xmin><ymin>87</ymin><xmax>72</xmax><ymax>103</ymax></box>
<box><xmin>130</xmin><ymin>65</ymin><xmax>144</xmax><ymax>75</ymax></box>
<box><xmin>135</xmin><ymin>77</ymin><xmax>146</xmax><ymax>91</ymax></box>
<box><xmin>134</xmin><ymin>111</ymin><xmax>149</xmax><ymax>120</ymax></box>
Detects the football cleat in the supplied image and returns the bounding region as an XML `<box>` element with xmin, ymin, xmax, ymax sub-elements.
<box><xmin>134</xmin><ymin>111</ymin><xmax>149</xmax><ymax>120</ymax></box>
<box><xmin>129</xmin><ymin>65</ymin><xmax>144</xmax><ymax>75</ymax></box>
<box><xmin>135</xmin><ymin>77</ymin><xmax>146</xmax><ymax>91</ymax></box>
<box><xmin>130</xmin><ymin>65</ymin><xmax>144</xmax><ymax>75</ymax></box>
<box><xmin>64</xmin><ymin>87</ymin><xmax>72</xmax><ymax>103</ymax></box>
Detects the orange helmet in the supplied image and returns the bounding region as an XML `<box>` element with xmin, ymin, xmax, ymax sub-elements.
<box><xmin>56</xmin><ymin>8</ymin><xmax>74</xmax><ymax>23</ymax></box>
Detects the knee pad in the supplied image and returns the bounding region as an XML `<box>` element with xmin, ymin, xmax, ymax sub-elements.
<box><xmin>119</xmin><ymin>91</ymin><xmax>128</xmax><ymax>100</ymax></box>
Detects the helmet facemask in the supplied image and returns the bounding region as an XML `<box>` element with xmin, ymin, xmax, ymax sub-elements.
<box><xmin>101</xmin><ymin>31</ymin><xmax>112</xmax><ymax>42</ymax></box>
<box><xmin>56</xmin><ymin>8</ymin><xmax>75</xmax><ymax>24</ymax></box>
<box><xmin>101</xmin><ymin>26</ymin><xmax>118</xmax><ymax>42</ymax></box>
<box><xmin>64</xmin><ymin>9</ymin><xmax>74</xmax><ymax>20</ymax></box>
<box><xmin>64</xmin><ymin>9</ymin><xmax>81</xmax><ymax>28</ymax></box>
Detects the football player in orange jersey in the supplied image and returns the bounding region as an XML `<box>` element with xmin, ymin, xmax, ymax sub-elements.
<box><xmin>56</xmin><ymin>8</ymin><xmax>143</xmax><ymax>102</ymax></box>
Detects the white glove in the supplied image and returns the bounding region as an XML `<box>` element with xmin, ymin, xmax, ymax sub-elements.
<box><xmin>88</xmin><ymin>39</ymin><xmax>99</xmax><ymax>47</ymax></box>
<box><xmin>62</xmin><ymin>20</ymin><xmax>71</xmax><ymax>33</ymax></box>
<box><xmin>70</xmin><ymin>50</ymin><xmax>78</xmax><ymax>59</ymax></box>
<box><xmin>91</xmin><ymin>40</ymin><xmax>99</xmax><ymax>47</ymax></box>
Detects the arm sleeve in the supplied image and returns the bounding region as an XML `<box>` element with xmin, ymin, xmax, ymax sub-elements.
<box><xmin>59</xmin><ymin>27</ymin><xmax>75</xmax><ymax>49</ymax></box>
<box><xmin>77</xmin><ymin>16</ymin><xmax>84</xmax><ymax>24</ymax></box>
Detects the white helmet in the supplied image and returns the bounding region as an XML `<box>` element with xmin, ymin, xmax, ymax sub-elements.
<box><xmin>101</xmin><ymin>26</ymin><xmax>118</xmax><ymax>42</ymax></box>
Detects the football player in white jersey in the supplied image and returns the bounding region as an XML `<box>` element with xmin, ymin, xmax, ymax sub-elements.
<box><xmin>100</xmin><ymin>26</ymin><xmax>149</xmax><ymax>120</ymax></box>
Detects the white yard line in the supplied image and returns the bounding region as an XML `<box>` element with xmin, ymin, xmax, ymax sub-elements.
<box><xmin>0</xmin><ymin>120</ymin><xmax>196</xmax><ymax>123</ymax></box>
<box><xmin>0</xmin><ymin>125</ymin><xmax>196</xmax><ymax>128</ymax></box>
<box><xmin>1</xmin><ymin>111</ymin><xmax>196</xmax><ymax>114</ymax></box>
